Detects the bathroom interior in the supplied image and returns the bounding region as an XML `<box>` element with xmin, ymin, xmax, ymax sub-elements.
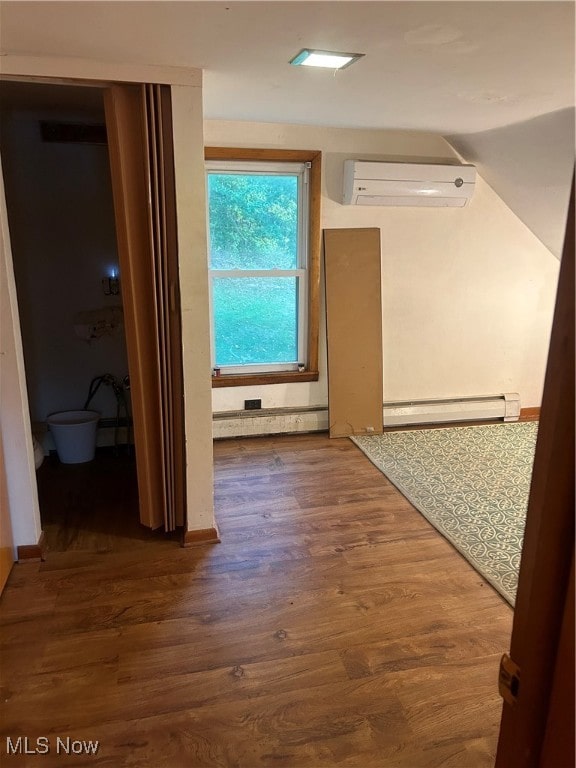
<box><xmin>0</xmin><ymin>80</ymin><xmax>168</xmax><ymax>552</ymax></box>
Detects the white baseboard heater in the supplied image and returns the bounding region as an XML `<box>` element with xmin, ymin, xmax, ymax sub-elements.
<box><xmin>382</xmin><ymin>393</ymin><xmax>520</xmax><ymax>427</ymax></box>
<box><xmin>212</xmin><ymin>394</ymin><xmax>520</xmax><ymax>439</ymax></box>
<box><xmin>213</xmin><ymin>406</ymin><xmax>329</xmax><ymax>439</ymax></box>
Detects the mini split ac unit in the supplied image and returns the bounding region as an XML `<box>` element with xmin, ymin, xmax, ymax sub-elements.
<box><xmin>343</xmin><ymin>160</ymin><xmax>476</xmax><ymax>207</ymax></box>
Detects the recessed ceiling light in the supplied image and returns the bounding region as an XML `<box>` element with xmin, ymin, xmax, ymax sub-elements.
<box><xmin>289</xmin><ymin>49</ymin><xmax>365</xmax><ymax>70</ymax></box>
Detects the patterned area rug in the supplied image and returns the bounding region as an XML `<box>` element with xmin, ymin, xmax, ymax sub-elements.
<box><xmin>351</xmin><ymin>422</ymin><xmax>538</xmax><ymax>606</ymax></box>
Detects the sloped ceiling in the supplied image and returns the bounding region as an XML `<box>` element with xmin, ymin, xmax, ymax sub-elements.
<box><xmin>448</xmin><ymin>108</ymin><xmax>575</xmax><ymax>258</ymax></box>
<box><xmin>0</xmin><ymin>1</ymin><xmax>574</xmax><ymax>253</ymax></box>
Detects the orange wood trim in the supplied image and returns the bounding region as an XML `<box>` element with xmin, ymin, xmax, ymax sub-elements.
<box><xmin>519</xmin><ymin>407</ymin><xmax>540</xmax><ymax>421</ymax></box>
<box><xmin>204</xmin><ymin>147</ymin><xmax>322</xmax><ymax>376</ymax></box>
<box><xmin>182</xmin><ymin>525</ymin><xmax>221</xmax><ymax>547</ymax></box>
<box><xmin>17</xmin><ymin>531</ymin><xmax>45</xmax><ymax>562</ymax></box>
<box><xmin>307</xmin><ymin>152</ymin><xmax>322</xmax><ymax>374</ymax></box>
<box><xmin>212</xmin><ymin>371</ymin><xmax>319</xmax><ymax>388</ymax></box>
<box><xmin>205</xmin><ymin>147</ymin><xmax>321</xmax><ymax>163</ymax></box>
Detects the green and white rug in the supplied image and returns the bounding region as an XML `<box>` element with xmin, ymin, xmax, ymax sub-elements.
<box><xmin>351</xmin><ymin>422</ymin><xmax>538</xmax><ymax>606</ymax></box>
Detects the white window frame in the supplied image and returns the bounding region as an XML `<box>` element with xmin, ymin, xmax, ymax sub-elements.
<box><xmin>206</xmin><ymin>160</ymin><xmax>310</xmax><ymax>375</ymax></box>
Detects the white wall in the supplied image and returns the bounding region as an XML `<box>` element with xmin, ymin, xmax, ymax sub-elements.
<box><xmin>172</xmin><ymin>84</ymin><xmax>215</xmax><ymax>533</ymax></box>
<box><xmin>0</xmin><ymin>107</ymin><xmax>129</xmax><ymax>426</ymax></box>
<box><xmin>448</xmin><ymin>108</ymin><xmax>575</xmax><ymax>259</ymax></box>
<box><xmin>206</xmin><ymin>119</ymin><xmax>560</xmax><ymax>413</ymax></box>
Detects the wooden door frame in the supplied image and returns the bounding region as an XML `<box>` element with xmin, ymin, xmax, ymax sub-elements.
<box><xmin>0</xmin><ymin>73</ymin><xmax>186</xmax><ymax>534</ymax></box>
<box><xmin>495</xmin><ymin>177</ymin><xmax>574</xmax><ymax>767</ymax></box>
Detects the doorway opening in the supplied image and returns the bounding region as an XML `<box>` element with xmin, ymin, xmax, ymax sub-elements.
<box><xmin>0</xmin><ymin>80</ymin><xmax>178</xmax><ymax>553</ymax></box>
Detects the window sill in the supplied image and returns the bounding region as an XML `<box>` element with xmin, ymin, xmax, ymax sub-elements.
<box><xmin>212</xmin><ymin>371</ymin><xmax>319</xmax><ymax>388</ymax></box>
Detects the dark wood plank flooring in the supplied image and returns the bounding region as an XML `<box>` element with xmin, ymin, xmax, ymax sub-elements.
<box><xmin>0</xmin><ymin>433</ymin><xmax>512</xmax><ymax>767</ymax></box>
<box><xmin>38</xmin><ymin>449</ymin><xmax>179</xmax><ymax>552</ymax></box>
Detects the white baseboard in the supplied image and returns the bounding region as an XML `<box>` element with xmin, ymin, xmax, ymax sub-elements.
<box><xmin>213</xmin><ymin>406</ymin><xmax>329</xmax><ymax>439</ymax></box>
<box><xmin>383</xmin><ymin>393</ymin><xmax>520</xmax><ymax>427</ymax></box>
<box><xmin>213</xmin><ymin>394</ymin><xmax>520</xmax><ymax>439</ymax></box>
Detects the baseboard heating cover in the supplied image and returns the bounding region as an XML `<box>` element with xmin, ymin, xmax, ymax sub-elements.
<box><xmin>212</xmin><ymin>394</ymin><xmax>520</xmax><ymax>438</ymax></box>
<box><xmin>213</xmin><ymin>406</ymin><xmax>329</xmax><ymax>439</ymax></box>
<box><xmin>382</xmin><ymin>394</ymin><xmax>520</xmax><ymax>427</ymax></box>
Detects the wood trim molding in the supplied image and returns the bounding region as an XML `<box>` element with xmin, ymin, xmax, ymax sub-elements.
<box><xmin>212</xmin><ymin>370</ymin><xmax>319</xmax><ymax>388</ymax></box>
<box><xmin>204</xmin><ymin>147</ymin><xmax>322</xmax><ymax>387</ymax></box>
<box><xmin>495</xmin><ymin>174</ymin><xmax>575</xmax><ymax>768</ymax></box>
<box><xmin>205</xmin><ymin>147</ymin><xmax>321</xmax><ymax>163</ymax></box>
<box><xmin>182</xmin><ymin>525</ymin><xmax>221</xmax><ymax>547</ymax></box>
<box><xmin>17</xmin><ymin>531</ymin><xmax>45</xmax><ymax>563</ymax></box>
<box><xmin>520</xmin><ymin>407</ymin><xmax>541</xmax><ymax>422</ymax></box>
<box><xmin>307</xmin><ymin>151</ymin><xmax>321</xmax><ymax>374</ymax></box>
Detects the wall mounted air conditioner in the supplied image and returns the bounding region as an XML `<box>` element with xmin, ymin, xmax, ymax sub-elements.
<box><xmin>343</xmin><ymin>160</ymin><xmax>476</xmax><ymax>207</ymax></box>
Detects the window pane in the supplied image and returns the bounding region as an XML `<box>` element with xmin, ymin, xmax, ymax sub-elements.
<box><xmin>213</xmin><ymin>277</ymin><xmax>298</xmax><ymax>366</ymax></box>
<box><xmin>207</xmin><ymin>173</ymin><xmax>299</xmax><ymax>270</ymax></box>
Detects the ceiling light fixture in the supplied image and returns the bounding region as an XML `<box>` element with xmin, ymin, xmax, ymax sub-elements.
<box><xmin>289</xmin><ymin>49</ymin><xmax>365</xmax><ymax>70</ymax></box>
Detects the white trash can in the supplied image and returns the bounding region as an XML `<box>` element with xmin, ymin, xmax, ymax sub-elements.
<box><xmin>47</xmin><ymin>410</ymin><xmax>100</xmax><ymax>464</ymax></box>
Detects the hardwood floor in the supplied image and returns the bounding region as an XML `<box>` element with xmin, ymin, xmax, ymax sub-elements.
<box><xmin>38</xmin><ymin>449</ymin><xmax>179</xmax><ymax>553</ymax></box>
<box><xmin>0</xmin><ymin>433</ymin><xmax>512</xmax><ymax>767</ymax></box>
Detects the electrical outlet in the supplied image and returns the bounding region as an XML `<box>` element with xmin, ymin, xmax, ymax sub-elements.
<box><xmin>244</xmin><ymin>399</ymin><xmax>262</xmax><ymax>410</ymax></box>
